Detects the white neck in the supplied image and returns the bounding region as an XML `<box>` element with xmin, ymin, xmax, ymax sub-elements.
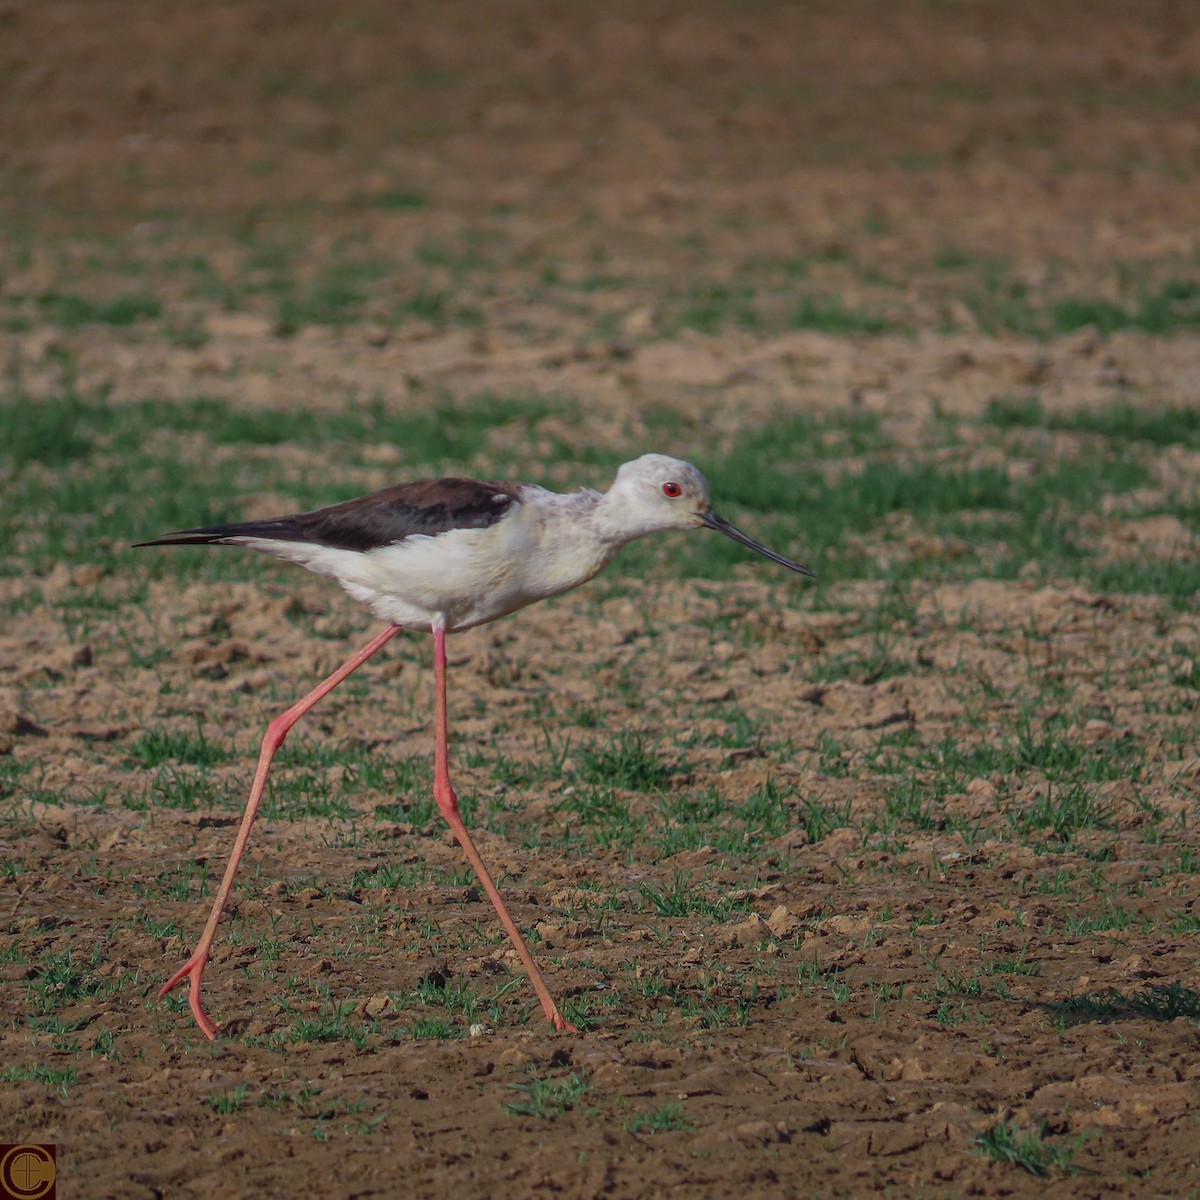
<box><xmin>590</xmin><ymin>484</ymin><xmax>663</xmax><ymax>548</ymax></box>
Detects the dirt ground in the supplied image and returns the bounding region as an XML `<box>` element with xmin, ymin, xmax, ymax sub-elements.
<box><xmin>2</xmin><ymin>2</ymin><xmax>1199</xmax><ymax>1197</ymax></box>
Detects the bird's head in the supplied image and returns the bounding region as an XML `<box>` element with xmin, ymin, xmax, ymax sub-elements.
<box><xmin>604</xmin><ymin>454</ymin><xmax>816</xmax><ymax>577</ymax></box>
<box><xmin>608</xmin><ymin>454</ymin><xmax>713</xmax><ymax>533</ymax></box>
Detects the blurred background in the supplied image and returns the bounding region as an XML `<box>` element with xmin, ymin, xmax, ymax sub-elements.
<box><xmin>4</xmin><ymin>1</ymin><xmax>1199</xmax><ymax>344</ymax></box>
<box><xmin>2</xmin><ymin>6</ymin><xmax>1200</xmax><ymax>1197</ymax></box>
<box><xmin>4</xmin><ymin>0</ymin><xmax>1198</xmax><ymax>581</ymax></box>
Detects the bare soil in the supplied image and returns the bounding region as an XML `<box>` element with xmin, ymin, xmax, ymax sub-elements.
<box><xmin>1</xmin><ymin>3</ymin><xmax>1199</xmax><ymax>1198</ymax></box>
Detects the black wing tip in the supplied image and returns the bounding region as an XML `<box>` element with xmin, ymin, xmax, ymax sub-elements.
<box><xmin>132</xmin><ymin>526</ymin><xmax>245</xmax><ymax>549</ymax></box>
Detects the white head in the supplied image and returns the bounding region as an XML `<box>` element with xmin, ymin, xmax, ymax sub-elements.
<box><xmin>600</xmin><ymin>453</ymin><xmax>816</xmax><ymax>577</ymax></box>
<box><xmin>604</xmin><ymin>454</ymin><xmax>713</xmax><ymax>535</ymax></box>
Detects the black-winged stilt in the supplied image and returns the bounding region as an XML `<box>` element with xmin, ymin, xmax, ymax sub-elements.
<box><xmin>137</xmin><ymin>453</ymin><xmax>815</xmax><ymax>1038</ymax></box>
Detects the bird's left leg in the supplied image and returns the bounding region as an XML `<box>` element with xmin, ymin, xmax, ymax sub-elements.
<box><xmin>159</xmin><ymin>623</ymin><xmax>403</xmax><ymax>1039</ymax></box>
<box><xmin>430</xmin><ymin>622</ymin><xmax>576</xmax><ymax>1032</ymax></box>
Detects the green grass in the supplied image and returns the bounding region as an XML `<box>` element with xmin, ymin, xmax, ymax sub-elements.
<box><xmin>369</xmin><ymin>189</ymin><xmax>429</xmax><ymax>211</ymax></box>
<box><xmin>276</xmin><ymin>259</ymin><xmax>392</xmax><ymax>335</ymax></box>
<box><xmin>638</xmin><ymin>873</ymin><xmax>746</xmax><ymax>920</ymax></box>
<box><xmin>403</xmin><ymin>1015</ymin><xmax>460</xmax><ymax>1039</ymax></box>
<box><xmin>0</xmin><ymin>387</ymin><xmax>554</xmax><ymax>577</ymax></box>
<box><xmin>677</xmin><ymin>282</ymin><xmax>762</xmax><ymax>333</ymax></box>
<box><xmin>3</xmin><ymin>382</ymin><xmax>552</xmax><ymax>468</ymax></box>
<box><xmin>625</xmin><ymin>1101</ymin><xmax>690</xmax><ymax>1134</ymax></box>
<box><xmin>898</xmin><ymin>716</ymin><xmax>1143</xmax><ymax>848</ymax></box>
<box><xmin>267</xmin><ymin>998</ymin><xmax>373</xmax><ymax>1048</ymax></box>
<box><xmin>127</xmin><ymin>727</ymin><xmax>230</xmax><ymax>768</ymax></box>
<box><xmin>5</xmin><ymin>378</ymin><xmax>1192</xmax><ymax>611</ymax></box>
<box><xmin>1052</xmin><ymin>279</ymin><xmax>1200</xmax><ymax>336</ymax></box>
<box><xmin>25</xmin><ymin>948</ymin><xmax>108</xmax><ymax>1014</ymax></box>
<box><xmin>954</xmin><ymin>262</ymin><xmax>1200</xmax><ymax>338</ymax></box>
<box><xmin>206</xmin><ymin>1083</ymin><xmax>251</xmax><ymax>1114</ymax></box>
<box><xmin>789</xmin><ymin>296</ymin><xmax>890</xmax><ymax>333</ymax></box>
<box><xmin>0</xmin><ymin>1061</ymin><xmax>79</xmax><ymax>1098</ymax></box>
<box><xmin>986</xmin><ymin>395</ymin><xmax>1200</xmax><ymax>449</ymax></box>
<box><xmin>503</xmin><ymin>1073</ymin><xmax>590</xmax><ymax>1119</ymax></box>
<box><xmin>1046</xmin><ymin>982</ymin><xmax>1200</xmax><ymax>1027</ymax></box>
<box><xmin>973</xmin><ymin>1118</ymin><xmax>1092</xmax><ymax>1178</ymax></box>
<box><xmin>574</xmin><ymin>733</ymin><xmax>672</xmax><ymax>792</ymax></box>
<box><xmin>38</xmin><ymin>291</ymin><xmax>162</xmax><ymax>330</ymax></box>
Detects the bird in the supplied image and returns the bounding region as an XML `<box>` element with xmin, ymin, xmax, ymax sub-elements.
<box><xmin>137</xmin><ymin>453</ymin><xmax>815</xmax><ymax>1039</ymax></box>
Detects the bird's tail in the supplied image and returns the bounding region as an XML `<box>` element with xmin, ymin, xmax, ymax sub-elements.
<box><xmin>133</xmin><ymin>519</ymin><xmax>303</xmax><ymax>549</ymax></box>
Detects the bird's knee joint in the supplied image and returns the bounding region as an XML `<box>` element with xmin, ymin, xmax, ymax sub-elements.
<box><xmin>264</xmin><ymin>716</ymin><xmax>292</xmax><ymax>748</ymax></box>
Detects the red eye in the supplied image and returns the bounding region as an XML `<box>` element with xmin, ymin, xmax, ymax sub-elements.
<box><xmin>662</xmin><ymin>481</ymin><xmax>682</xmax><ymax>498</ymax></box>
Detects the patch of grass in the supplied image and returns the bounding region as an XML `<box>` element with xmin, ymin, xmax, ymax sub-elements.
<box><xmin>414</xmin><ymin>231</ymin><xmax>501</xmax><ymax>273</ymax></box>
<box><xmin>143</xmin><ymin>766</ymin><xmax>232</xmax><ymax>812</ymax></box>
<box><xmin>574</xmin><ymin>733</ymin><xmax>672</xmax><ymax>792</ymax></box>
<box><xmin>262</xmin><ymin>768</ymin><xmax>356</xmax><ymax>821</ymax></box>
<box><xmin>789</xmin><ymin>296</ymin><xmax>890</xmax><ymax>334</ymax></box>
<box><xmin>276</xmin><ymin>259</ymin><xmax>391</xmax><ymax>335</ymax></box>
<box><xmin>26</xmin><ymin>948</ymin><xmax>107</xmax><ymax>1014</ymax></box>
<box><xmin>503</xmin><ymin>1073</ymin><xmax>589</xmax><ymax>1119</ymax></box>
<box><xmin>963</xmin><ymin>272</ymin><xmax>1200</xmax><ymax>339</ymax></box>
<box><xmin>973</xmin><ymin>1117</ymin><xmax>1091</xmax><ymax>1178</ymax></box>
<box><xmin>983</xmin><ymin>394</ymin><xmax>1047</xmax><ymax>430</ymax></box>
<box><xmin>738</xmin><ymin>778</ymin><xmax>794</xmax><ymax>839</ymax></box>
<box><xmin>394</xmin><ymin>291</ymin><xmax>449</xmax><ymax>323</ymax></box>
<box><xmin>406</xmin><ymin>1016</ymin><xmax>461</xmax><ymax>1039</ymax></box>
<box><xmin>1047</xmin><ymin>982</ymin><xmax>1200</xmax><ymax>1027</ymax></box>
<box><xmin>348</xmin><ymin>861</ymin><xmax>435</xmax><ymax>891</ymax></box>
<box><xmin>1012</xmin><ymin>782</ymin><xmax>1111</xmax><ymax>841</ymax></box>
<box><xmin>1089</xmin><ymin>558</ymin><xmax>1200</xmax><ymax>611</ymax></box>
<box><xmin>932</xmin><ymin>246</ymin><xmax>975</xmax><ymax>271</ymax></box>
<box><xmin>0</xmin><ymin>1061</ymin><xmax>79</xmax><ymax>1098</ymax></box>
<box><xmin>1053</xmin><ymin>279</ymin><xmax>1200</xmax><ymax>336</ymax></box>
<box><xmin>127</xmin><ymin>726</ymin><xmax>229</xmax><ymax>768</ymax></box>
<box><xmin>370</xmin><ymin>189</ymin><xmax>429</xmax><ymax>211</ymax></box>
<box><xmin>985</xmin><ymin>395</ymin><xmax>1200</xmax><ymax>449</ymax></box>
<box><xmin>626</xmin><ymin>1101</ymin><xmax>690</xmax><ymax>1134</ymax></box>
<box><xmin>918</xmin><ymin>713</ymin><xmax>1142</xmax><ymax>820</ymax></box>
<box><xmin>800</xmin><ymin>793</ymin><xmax>854</xmax><ymax>841</ymax></box>
<box><xmin>273</xmin><ymin>998</ymin><xmax>372</xmax><ymax>1048</ymax></box>
<box><xmin>2</xmin><ymin>389</ymin><xmax>100</xmax><ymax>466</ymax></box>
<box><xmin>38</xmin><ymin>291</ymin><xmax>161</xmax><ymax>329</ymax></box>
<box><xmin>981</xmin><ymin>950</ymin><xmax>1041</xmax><ymax>977</ymax></box>
<box><xmin>206</xmin><ymin>1083</ymin><xmax>250</xmax><ymax>1114</ymax></box>
<box><xmin>817</xmin><ymin>630</ymin><xmax>911</xmax><ymax>685</ymax></box>
<box><xmin>638</xmin><ymin>873</ymin><xmax>742</xmax><ymax>919</ymax></box>
<box><xmin>677</xmin><ymin>282</ymin><xmax>762</xmax><ymax>333</ymax></box>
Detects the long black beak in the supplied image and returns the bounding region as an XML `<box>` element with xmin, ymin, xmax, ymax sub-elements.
<box><xmin>701</xmin><ymin>511</ymin><xmax>816</xmax><ymax>578</ymax></box>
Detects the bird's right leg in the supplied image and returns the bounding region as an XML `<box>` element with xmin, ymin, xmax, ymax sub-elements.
<box><xmin>429</xmin><ymin>622</ymin><xmax>576</xmax><ymax>1032</ymax></box>
<box><xmin>159</xmin><ymin>623</ymin><xmax>402</xmax><ymax>1039</ymax></box>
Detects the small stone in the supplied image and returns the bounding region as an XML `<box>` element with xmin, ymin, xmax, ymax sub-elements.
<box><xmin>717</xmin><ymin>912</ymin><xmax>768</xmax><ymax>948</ymax></box>
<box><xmin>735</xmin><ymin>1119</ymin><xmax>788</xmax><ymax>1145</ymax></box>
<box><xmin>362</xmin><ymin>993</ymin><xmax>391</xmax><ymax>1017</ymax></box>
<box><xmin>766</xmin><ymin>905</ymin><xmax>800</xmax><ymax>939</ymax></box>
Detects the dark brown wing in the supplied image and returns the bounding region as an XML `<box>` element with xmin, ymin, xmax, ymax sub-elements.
<box><xmin>135</xmin><ymin>478</ymin><xmax>520</xmax><ymax>552</ymax></box>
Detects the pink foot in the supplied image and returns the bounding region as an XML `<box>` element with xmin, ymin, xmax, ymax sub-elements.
<box><xmin>159</xmin><ymin>955</ymin><xmax>221</xmax><ymax>1040</ymax></box>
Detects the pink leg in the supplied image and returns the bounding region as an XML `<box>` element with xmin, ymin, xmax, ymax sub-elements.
<box><xmin>159</xmin><ymin>623</ymin><xmax>402</xmax><ymax>1039</ymax></box>
<box><xmin>431</xmin><ymin>623</ymin><xmax>575</xmax><ymax>1032</ymax></box>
